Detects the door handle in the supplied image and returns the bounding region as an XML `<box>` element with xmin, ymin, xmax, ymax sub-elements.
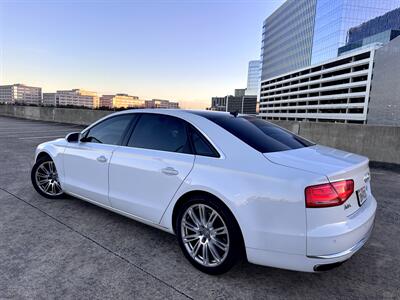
<box><xmin>161</xmin><ymin>167</ymin><xmax>179</xmax><ymax>176</ymax></box>
<box><xmin>96</xmin><ymin>155</ymin><xmax>107</xmax><ymax>163</ymax></box>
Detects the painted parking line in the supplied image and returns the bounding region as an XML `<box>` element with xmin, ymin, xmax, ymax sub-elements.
<box><xmin>0</xmin><ymin>126</ymin><xmax>83</xmax><ymax>131</ymax></box>
<box><xmin>18</xmin><ymin>135</ymin><xmax>64</xmax><ymax>140</ymax></box>
<box><xmin>0</xmin><ymin>132</ymin><xmax>70</xmax><ymax>139</ymax></box>
<box><xmin>0</xmin><ymin>129</ymin><xmax>79</xmax><ymax>136</ymax></box>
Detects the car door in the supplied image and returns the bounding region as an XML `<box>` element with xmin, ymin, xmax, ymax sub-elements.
<box><xmin>63</xmin><ymin>114</ymin><xmax>135</xmax><ymax>206</ymax></box>
<box><xmin>109</xmin><ymin>113</ymin><xmax>195</xmax><ymax>223</ymax></box>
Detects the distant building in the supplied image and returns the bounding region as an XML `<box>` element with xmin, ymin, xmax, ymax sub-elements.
<box><xmin>145</xmin><ymin>99</ymin><xmax>179</xmax><ymax>109</ymax></box>
<box><xmin>0</xmin><ymin>84</ymin><xmax>42</xmax><ymax>105</ymax></box>
<box><xmin>100</xmin><ymin>94</ymin><xmax>144</xmax><ymax>109</ymax></box>
<box><xmin>260</xmin><ymin>36</ymin><xmax>400</xmax><ymax>125</ymax></box>
<box><xmin>56</xmin><ymin>89</ymin><xmax>99</xmax><ymax>108</ymax></box>
<box><xmin>210</xmin><ymin>97</ymin><xmax>227</xmax><ymax>112</ymax></box>
<box><xmin>245</xmin><ymin>60</ymin><xmax>261</xmax><ymax>96</ymax></box>
<box><xmin>338</xmin><ymin>7</ymin><xmax>400</xmax><ymax>56</ymax></box>
<box><xmin>209</xmin><ymin>94</ymin><xmax>257</xmax><ymax>115</ymax></box>
<box><xmin>42</xmin><ymin>93</ymin><xmax>57</xmax><ymax>106</ymax></box>
<box><xmin>234</xmin><ymin>89</ymin><xmax>246</xmax><ymax>97</ymax></box>
<box><xmin>260</xmin><ymin>0</ymin><xmax>400</xmax><ymax>81</ymax></box>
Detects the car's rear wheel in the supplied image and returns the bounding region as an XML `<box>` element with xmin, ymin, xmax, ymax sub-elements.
<box><xmin>31</xmin><ymin>157</ymin><xmax>64</xmax><ymax>199</ymax></box>
<box><xmin>176</xmin><ymin>196</ymin><xmax>242</xmax><ymax>274</ymax></box>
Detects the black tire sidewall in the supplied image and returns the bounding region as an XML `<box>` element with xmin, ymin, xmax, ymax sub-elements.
<box><xmin>175</xmin><ymin>196</ymin><xmax>242</xmax><ymax>275</ymax></box>
<box><xmin>31</xmin><ymin>157</ymin><xmax>64</xmax><ymax>199</ymax></box>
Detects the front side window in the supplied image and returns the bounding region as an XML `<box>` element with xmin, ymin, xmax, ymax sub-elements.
<box><xmin>82</xmin><ymin>114</ymin><xmax>134</xmax><ymax>145</ymax></box>
<box><xmin>127</xmin><ymin>114</ymin><xmax>191</xmax><ymax>154</ymax></box>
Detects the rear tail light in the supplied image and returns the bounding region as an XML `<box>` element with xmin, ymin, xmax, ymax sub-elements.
<box><xmin>305</xmin><ymin>180</ymin><xmax>354</xmax><ymax>208</ymax></box>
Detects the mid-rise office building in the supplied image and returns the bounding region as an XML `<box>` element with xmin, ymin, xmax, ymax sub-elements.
<box><xmin>100</xmin><ymin>94</ymin><xmax>144</xmax><ymax>109</ymax></box>
<box><xmin>210</xmin><ymin>97</ymin><xmax>227</xmax><ymax>112</ymax></box>
<box><xmin>42</xmin><ymin>93</ymin><xmax>57</xmax><ymax>106</ymax></box>
<box><xmin>261</xmin><ymin>0</ymin><xmax>400</xmax><ymax>80</ymax></box>
<box><xmin>0</xmin><ymin>84</ymin><xmax>42</xmax><ymax>105</ymax></box>
<box><xmin>245</xmin><ymin>60</ymin><xmax>261</xmax><ymax>96</ymax></box>
<box><xmin>260</xmin><ymin>35</ymin><xmax>400</xmax><ymax>125</ymax></box>
<box><xmin>145</xmin><ymin>99</ymin><xmax>179</xmax><ymax>109</ymax></box>
<box><xmin>56</xmin><ymin>89</ymin><xmax>99</xmax><ymax>108</ymax></box>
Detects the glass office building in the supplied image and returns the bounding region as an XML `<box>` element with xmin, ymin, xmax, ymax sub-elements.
<box><xmin>338</xmin><ymin>7</ymin><xmax>400</xmax><ymax>55</ymax></box>
<box><xmin>245</xmin><ymin>60</ymin><xmax>261</xmax><ymax>96</ymax></box>
<box><xmin>261</xmin><ymin>0</ymin><xmax>400</xmax><ymax>81</ymax></box>
<box><xmin>311</xmin><ymin>0</ymin><xmax>400</xmax><ymax>64</ymax></box>
<box><xmin>261</xmin><ymin>0</ymin><xmax>317</xmax><ymax>81</ymax></box>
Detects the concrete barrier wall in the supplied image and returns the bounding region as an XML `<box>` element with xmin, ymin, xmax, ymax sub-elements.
<box><xmin>0</xmin><ymin>104</ymin><xmax>112</xmax><ymax>126</ymax></box>
<box><xmin>0</xmin><ymin>104</ymin><xmax>399</xmax><ymax>164</ymax></box>
<box><xmin>273</xmin><ymin>121</ymin><xmax>400</xmax><ymax>165</ymax></box>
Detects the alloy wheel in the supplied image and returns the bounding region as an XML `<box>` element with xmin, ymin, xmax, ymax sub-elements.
<box><xmin>35</xmin><ymin>161</ymin><xmax>63</xmax><ymax>196</ymax></box>
<box><xmin>180</xmin><ymin>204</ymin><xmax>230</xmax><ymax>267</ymax></box>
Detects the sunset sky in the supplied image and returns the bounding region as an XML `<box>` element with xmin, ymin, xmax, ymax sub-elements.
<box><xmin>0</xmin><ymin>0</ymin><xmax>284</xmax><ymax>109</ymax></box>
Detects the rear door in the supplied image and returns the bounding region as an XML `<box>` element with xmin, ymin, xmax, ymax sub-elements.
<box><xmin>63</xmin><ymin>114</ymin><xmax>135</xmax><ymax>206</ymax></box>
<box><xmin>109</xmin><ymin>113</ymin><xmax>195</xmax><ymax>223</ymax></box>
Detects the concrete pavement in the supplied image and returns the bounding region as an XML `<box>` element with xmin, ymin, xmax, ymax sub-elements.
<box><xmin>0</xmin><ymin>116</ymin><xmax>399</xmax><ymax>299</ymax></box>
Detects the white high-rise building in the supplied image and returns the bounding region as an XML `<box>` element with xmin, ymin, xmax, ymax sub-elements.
<box><xmin>0</xmin><ymin>84</ymin><xmax>42</xmax><ymax>105</ymax></box>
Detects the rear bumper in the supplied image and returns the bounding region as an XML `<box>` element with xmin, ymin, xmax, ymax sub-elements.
<box><xmin>307</xmin><ymin>221</ymin><xmax>374</xmax><ymax>259</ymax></box>
<box><xmin>247</xmin><ymin>221</ymin><xmax>373</xmax><ymax>272</ymax></box>
<box><xmin>306</xmin><ymin>194</ymin><xmax>376</xmax><ymax>257</ymax></box>
<box><xmin>246</xmin><ymin>195</ymin><xmax>376</xmax><ymax>272</ymax></box>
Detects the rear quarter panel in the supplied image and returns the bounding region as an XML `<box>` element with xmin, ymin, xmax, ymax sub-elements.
<box><xmin>160</xmin><ymin>149</ymin><xmax>328</xmax><ymax>256</ymax></box>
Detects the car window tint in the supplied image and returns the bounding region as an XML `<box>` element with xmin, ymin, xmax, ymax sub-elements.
<box><xmin>191</xmin><ymin>112</ymin><xmax>314</xmax><ymax>153</ymax></box>
<box><xmin>128</xmin><ymin>114</ymin><xmax>192</xmax><ymax>154</ymax></box>
<box><xmin>190</xmin><ymin>129</ymin><xmax>218</xmax><ymax>157</ymax></box>
<box><xmin>84</xmin><ymin>114</ymin><xmax>134</xmax><ymax>145</ymax></box>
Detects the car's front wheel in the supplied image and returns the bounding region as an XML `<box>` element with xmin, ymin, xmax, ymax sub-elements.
<box><xmin>31</xmin><ymin>156</ymin><xmax>64</xmax><ymax>199</ymax></box>
<box><xmin>176</xmin><ymin>196</ymin><xmax>243</xmax><ymax>275</ymax></box>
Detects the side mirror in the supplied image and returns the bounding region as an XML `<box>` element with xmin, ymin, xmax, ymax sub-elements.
<box><xmin>65</xmin><ymin>132</ymin><xmax>80</xmax><ymax>143</ymax></box>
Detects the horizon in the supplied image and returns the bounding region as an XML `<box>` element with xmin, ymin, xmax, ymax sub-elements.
<box><xmin>0</xmin><ymin>0</ymin><xmax>285</xmax><ymax>109</ymax></box>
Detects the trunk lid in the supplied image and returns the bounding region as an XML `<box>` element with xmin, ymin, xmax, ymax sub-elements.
<box><xmin>264</xmin><ymin>145</ymin><xmax>371</xmax><ymax>216</ymax></box>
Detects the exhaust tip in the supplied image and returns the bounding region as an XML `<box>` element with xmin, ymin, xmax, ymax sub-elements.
<box><xmin>313</xmin><ymin>261</ymin><xmax>346</xmax><ymax>272</ymax></box>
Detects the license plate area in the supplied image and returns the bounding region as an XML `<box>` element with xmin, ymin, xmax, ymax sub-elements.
<box><xmin>357</xmin><ymin>186</ymin><xmax>368</xmax><ymax>207</ymax></box>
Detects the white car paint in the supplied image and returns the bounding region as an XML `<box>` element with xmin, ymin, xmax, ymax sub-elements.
<box><xmin>34</xmin><ymin>109</ymin><xmax>376</xmax><ymax>272</ymax></box>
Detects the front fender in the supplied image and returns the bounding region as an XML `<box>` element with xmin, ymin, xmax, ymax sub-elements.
<box><xmin>34</xmin><ymin>139</ymin><xmax>67</xmax><ymax>186</ymax></box>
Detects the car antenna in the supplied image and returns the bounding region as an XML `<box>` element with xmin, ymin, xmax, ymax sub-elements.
<box><xmin>230</xmin><ymin>110</ymin><xmax>239</xmax><ymax>117</ymax></box>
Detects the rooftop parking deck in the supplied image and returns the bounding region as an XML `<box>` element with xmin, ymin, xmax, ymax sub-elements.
<box><xmin>0</xmin><ymin>116</ymin><xmax>399</xmax><ymax>299</ymax></box>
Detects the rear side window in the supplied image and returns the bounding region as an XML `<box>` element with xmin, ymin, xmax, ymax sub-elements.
<box><xmin>190</xmin><ymin>128</ymin><xmax>219</xmax><ymax>158</ymax></box>
<box><xmin>127</xmin><ymin>114</ymin><xmax>192</xmax><ymax>154</ymax></box>
<box><xmin>197</xmin><ymin>113</ymin><xmax>314</xmax><ymax>153</ymax></box>
<box><xmin>82</xmin><ymin>114</ymin><xmax>134</xmax><ymax>145</ymax></box>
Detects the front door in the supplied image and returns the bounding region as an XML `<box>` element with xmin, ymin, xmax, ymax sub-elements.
<box><xmin>63</xmin><ymin>114</ymin><xmax>135</xmax><ymax>206</ymax></box>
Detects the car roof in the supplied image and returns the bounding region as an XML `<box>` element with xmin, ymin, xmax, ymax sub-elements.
<box><xmin>113</xmin><ymin>108</ymin><xmax>233</xmax><ymax>119</ymax></box>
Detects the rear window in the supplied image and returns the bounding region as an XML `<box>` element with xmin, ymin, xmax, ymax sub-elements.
<box><xmin>194</xmin><ymin>113</ymin><xmax>314</xmax><ymax>153</ymax></box>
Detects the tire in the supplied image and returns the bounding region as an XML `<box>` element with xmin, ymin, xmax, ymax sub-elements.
<box><xmin>31</xmin><ymin>156</ymin><xmax>65</xmax><ymax>199</ymax></box>
<box><xmin>175</xmin><ymin>195</ymin><xmax>243</xmax><ymax>275</ymax></box>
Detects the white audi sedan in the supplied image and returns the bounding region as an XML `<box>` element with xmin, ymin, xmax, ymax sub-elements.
<box><xmin>31</xmin><ymin>109</ymin><xmax>376</xmax><ymax>274</ymax></box>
